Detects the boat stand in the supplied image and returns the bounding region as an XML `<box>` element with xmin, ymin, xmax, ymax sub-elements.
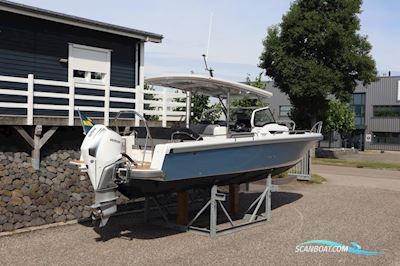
<box><xmin>187</xmin><ymin>174</ymin><xmax>272</xmax><ymax>237</ymax></box>
<box><xmin>141</xmin><ymin>174</ymin><xmax>273</xmax><ymax>237</ymax></box>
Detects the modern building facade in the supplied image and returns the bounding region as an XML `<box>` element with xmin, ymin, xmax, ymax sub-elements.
<box><xmin>265</xmin><ymin>76</ymin><xmax>400</xmax><ymax>151</ymax></box>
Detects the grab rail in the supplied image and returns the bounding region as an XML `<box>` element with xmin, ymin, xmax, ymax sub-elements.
<box><xmin>114</xmin><ymin>110</ymin><xmax>155</xmax><ymax>165</ymax></box>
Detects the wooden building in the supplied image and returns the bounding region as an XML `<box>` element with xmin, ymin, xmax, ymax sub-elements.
<box><xmin>0</xmin><ymin>1</ymin><xmax>172</xmax><ymax>168</ymax></box>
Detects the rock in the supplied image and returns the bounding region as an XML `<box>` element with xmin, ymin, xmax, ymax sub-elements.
<box><xmin>14</xmin><ymin>222</ymin><xmax>24</xmax><ymax>229</ymax></box>
<box><xmin>23</xmin><ymin>222</ymin><xmax>31</xmax><ymax>227</ymax></box>
<box><xmin>79</xmin><ymin>175</ymin><xmax>86</xmax><ymax>181</ymax></box>
<box><xmin>14</xmin><ymin>214</ymin><xmax>23</xmax><ymax>222</ymax></box>
<box><xmin>50</xmin><ymin>153</ymin><xmax>58</xmax><ymax>161</ymax></box>
<box><xmin>2</xmin><ymin>196</ymin><xmax>10</xmax><ymax>203</ymax></box>
<box><xmin>59</xmin><ymin>152</ymin><xmax>70</xmax><ymax>160</ymax></box>
<box><xmin>71</xmin><ymin>193</ymin><xmax>82</xmax><ymax>201</ymax></box>
<box><xmin>14</xmin><ymin>158</ymin><xmax>23</xmax><ymax>163</ymax></box>
<box><xmin>1</xmin><ymin>190</ymin><xmax>11</xmax><ymax>197</ymax></box>
<box><xmin>22</xmin><ymin>196</ymin><xmax>32</xmax><ymax>205</ymax></box>
<box><xmin>31</xmin><ymin>217</ymin><xmax>45</xmax><ymax>226</ymax></box>
<box><xmin>11</xmin><ymin>190</ymin><xmax>24</xmax><ymax>198</ymax></box>
<box><xmin>39</xmin><ymin>176</ymin><xmax>46</xmax><ymax>183</ymax></box>
<box><xmin>82</xmin><ymin>210</ymin><xmax>91</xmax><ymax>218</ymax></box>
<box><xmin>66</xmin><ymin>214</ymin><xmax>75</xmax><ymax>220</ymax></box>
<box><xmin>13</xmin><ymin>206</ymin><xmax>24</xmax><ymax>215</ymax></box>
<box><xmin>46</xmin><ymin>166</ymin><xmax>57</xmax><ymax>173</ymax></box>
<box><xmin>0</xmin><ymin>215</ymin><xmax>6</xmax><ymax>225</ymax></box>
<box><xmin>3</xmin><ymin>223</ymin><xmax>13</xmax><ymax>231</ymax></box>
<box><xmin>55</xmin><ymin>215</ymin><xmax>66</xmax><ymax>223</ymax></box>
<box><xmin>10</xmin><ymin>197</ymin><xmax>23</xmax><ymax>206</ymax></box>
<box><xmin>54</xmin><ymin>207</ymin><xmax>63</xmax><ymax>216</ymax></box>
<box><xmin>1</xmin><ymin>175</ymin><xmax>12</xmax><ymax>184</ymax></box>
<box><xmin>23</xmin><ymin>215</ymin><xmax>31</xmax><ymax>222</ymax></box>
<box><xmin>12</xmin><ymin>179</ymin><xmax>24</xmax><ymax>189</ymax></box>
<box><xmin>45</xmin><ymin>178</ymin><xmax>53</xmax><ymax>186</ymax></box>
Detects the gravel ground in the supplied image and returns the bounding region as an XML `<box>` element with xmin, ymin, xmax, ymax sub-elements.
<box><xmin>0</xmin><ymin>165</ymin><xmax>399</xmax><ymax>266</ymax></box>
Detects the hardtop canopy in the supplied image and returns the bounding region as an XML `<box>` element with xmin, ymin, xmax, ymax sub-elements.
<box><xmin>145</xmin><ymin>74</ymin><xmax>273</xmax><ymax>99</ymax></box>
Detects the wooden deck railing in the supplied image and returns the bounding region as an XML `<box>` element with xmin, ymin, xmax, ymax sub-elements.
<box><xmin>0</xmin><ymin>74</ymin><xmax>188</xmax><ymax>127</ymax></box>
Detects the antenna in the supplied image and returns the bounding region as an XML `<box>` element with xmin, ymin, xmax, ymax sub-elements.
<box><xmin>202</xmin><ymin>54</ymin><xmax>214</xmax><ymax>77</ymax></box>
<box><xmin>203</xmin><ymin>12</ymin><xmax>214</xmax><ymax>77</ymax></box>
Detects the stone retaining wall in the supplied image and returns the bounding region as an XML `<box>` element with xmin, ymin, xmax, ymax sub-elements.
<box><xmin>0</xmin><ymin>150</ymin><xmax>125</xmax><ymax>232</ymax></box>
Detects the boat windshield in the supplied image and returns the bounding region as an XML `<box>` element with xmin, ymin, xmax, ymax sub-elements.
<box><xmin>253</xmin><ymin>108</ymin><xmax>275</xmax><ymax>127</ymax></box>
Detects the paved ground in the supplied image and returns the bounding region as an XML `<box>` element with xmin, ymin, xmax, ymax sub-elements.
<box><xmin>1</xmin><ymin>165</ymin><xmax>399</xmax><ymax>266</ymax></box>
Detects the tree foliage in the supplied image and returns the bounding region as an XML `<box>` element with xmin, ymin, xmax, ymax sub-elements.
<box><xmin>232</xmin><ymin>72</ymin><xmax>267</xmax><ymax>118</ymax></box>
<box><xmin>325</xmin><ymin>99</ymin><xmax>355</xmax><ymax>133</ymax></box>
<box><xmin>259</xmin><ymin>0</ymin><xmax>377</xmax><ymax>128</ymax></box>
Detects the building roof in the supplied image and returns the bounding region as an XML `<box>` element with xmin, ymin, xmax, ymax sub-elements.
<box><xmin>0</xmin><ymin>0</ymin><xmax>163</xmax><ymax>43</ymax></box>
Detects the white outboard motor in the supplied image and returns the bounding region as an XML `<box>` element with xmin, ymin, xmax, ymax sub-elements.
<box><xmin>80</xmin><ymin>125</ymin><xmax>123</xmax><ymax>227</ymax></box>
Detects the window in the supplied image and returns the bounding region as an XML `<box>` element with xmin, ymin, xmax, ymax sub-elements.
<box><xmin>73</xmin><ymin>70</ymin><xmax>86</xmax><ymax>79</ymax></box>
<box><xmin>373</xmin><ymin>106</ymin><xmax>400</xmax><ymax>117</ymax></box>
<box><xmin>91</xmin><ymin>72</ymin><xmax>105</xmax><ymax>81</ymax></box>
<box><xmin>279</xmin><ymin>105</ymin><xmax>292</xmax><ymax>118</ymax></box>
<box><xmin>73</xmin><ymin>70</ymin><xmax>106</xmax><ymax>84</ymax></box>
<box><xmin>373</xmin><ymin>132</ymin><xmax>400</xmax><ymax>144</ymax></box>
<box><xmin>350</xmin><ymin>93</ymin><xmax>365</xmax><ymax>127</ymax></box>
<box><xmin>253</xmin><ymin>108</ymin><xmax>275</xmax><ymax>127</ymax></box>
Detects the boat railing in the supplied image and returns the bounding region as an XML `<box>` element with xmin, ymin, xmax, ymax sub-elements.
<box><xmin>114</xmin><ymin>110</ymin><xmax>155</xmax><ymax>165</ymax></box>
<box><xmin>288</xmin><ymin>121</ymin><xmax>323</xmax><ymax>135</ymax></box>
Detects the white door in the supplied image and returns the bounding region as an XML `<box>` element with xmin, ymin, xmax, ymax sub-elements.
<box><xmin>68</xmin><ymin>43</ymin><xmax>111</xmax><ymax>125</ymax></box>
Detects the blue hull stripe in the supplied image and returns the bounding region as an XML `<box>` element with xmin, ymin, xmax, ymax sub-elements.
<box><xmin>162</xmin><ymin>140</ymin><xmax>314</xmax><ymax>181</ymax></box>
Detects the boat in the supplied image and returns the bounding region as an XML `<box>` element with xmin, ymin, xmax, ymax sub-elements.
<box><xmin>77</xmin><ymin>74</ymin><xmax>323</xmax><ymax>226</ymax></box>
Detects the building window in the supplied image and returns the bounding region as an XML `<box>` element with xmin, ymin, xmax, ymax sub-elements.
<box><xmin>279</xmin><ymin>105</ymin><xmax>292</xmax><ymax>118</ymax></box>
<box><xmin>73</xmin><ymin>70</ymin><xmax>106</xmax><ymax>84</ymax></box>
<box><xmin>373</xmin><ymin>132</ymin><xmax>400</xmax><ymax>144</ymax></box>
<box><xmin>373</xmin><ymin>105</ymin><xmax>400</xmax><ymax>117</ymax></box>
<box><xmin>350</xmin><ymin>93</ymin><xmax>365</xmax><ymax>127</ymax></box>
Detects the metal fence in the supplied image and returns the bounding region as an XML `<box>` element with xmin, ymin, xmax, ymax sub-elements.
<box><xmin>288</xmin><ymin>150</ymin><xmax>311</xmax><ymax>181</ymax></box>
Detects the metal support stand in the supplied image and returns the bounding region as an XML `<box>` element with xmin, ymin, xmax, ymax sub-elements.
<box><xmin>188</xmin><ymin>174</ymin><xmax>272</xmax><ymax>237</ymax></box>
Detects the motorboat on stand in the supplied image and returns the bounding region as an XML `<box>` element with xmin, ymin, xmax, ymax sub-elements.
<box><xmin>77</xmin><ymin>74</ymin><xmax>323</xmax><ymax>227</ymax></box>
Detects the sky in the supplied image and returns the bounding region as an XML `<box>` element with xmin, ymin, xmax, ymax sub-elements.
<box><xmin>11</xmin><ymin>0</ymin><xmax>400</xmax><ymax>81</ymax></box>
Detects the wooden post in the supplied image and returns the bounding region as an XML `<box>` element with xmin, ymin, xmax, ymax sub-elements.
<box><xmin>185</xmin><ymin>91</ymin><xmax>191</xmax><ymax>128</ymax></box>
<box><xmin>176</xmin><ymin>191</ymin><xmax>188</xmax><ymax>225</ymax></box>
<box><xmin>162</xmin><ymin>87</ymin><xmax>167</xmax><ymax>127</ymax></box>
<box><xmin>135</xmin><ymin>41</ymin><xmax>145</xmax><ymax>127</ymax></box>
<box><xmin>27</xmin><ymin>74</ymin><xmax>34</xmax><ymax>125</ymax></box>
<box><xmin>14</xmin><ymin>126</ymin><xmax>58</xmax><ymax>170</ymax></box>
<box><xmin>32</xmin><ymin>125</ymin><xmax>42</xmax><ymax>170</ymax></box>
<box><xmin>229</xmin><ymin>184</ymin><xmax>240</xmax><ymax>214</ymax></box>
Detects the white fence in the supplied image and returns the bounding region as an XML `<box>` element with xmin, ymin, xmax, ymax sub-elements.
<box><xmin>0</xmin><ymin>74</ymin><xmax>188</xmax><ymax>127</ymax></box>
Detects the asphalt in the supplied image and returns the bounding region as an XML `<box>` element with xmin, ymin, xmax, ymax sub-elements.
<box><xmin>0</xmin><ymin>165</ymin><xmax>399</xmax><ymax>266</ymax></box>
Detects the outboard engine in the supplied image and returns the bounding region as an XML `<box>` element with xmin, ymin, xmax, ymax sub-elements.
<box><xmin>80</xmin><ymin>125</ymin><xmax>123</xmax><ymax>227</ymax></box>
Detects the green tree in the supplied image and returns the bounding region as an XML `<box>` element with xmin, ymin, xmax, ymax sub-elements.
<box><xmin>325</xmin><ymin>99</ymin><xmax>355</xmax><ymax>133</ymax></box>
<box><xmin>259</xmin><ymin>0</ymin><xmax>377</xmax><ymax>128</ymax></box>
<box><xmin>232</xmin><ymin>72</ymin><xmax>267</xmax><ymax>118</ymax></box>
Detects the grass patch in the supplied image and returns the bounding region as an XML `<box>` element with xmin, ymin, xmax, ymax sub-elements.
<box><xmin>309</xmin><ymin>173</ymin><xmax>326</xmax><ymax>184</ymax></box>
<box><xmin>313</xmin><ymin>158</ymin><xmax>400</xmax><ymax>170</ymax></box>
